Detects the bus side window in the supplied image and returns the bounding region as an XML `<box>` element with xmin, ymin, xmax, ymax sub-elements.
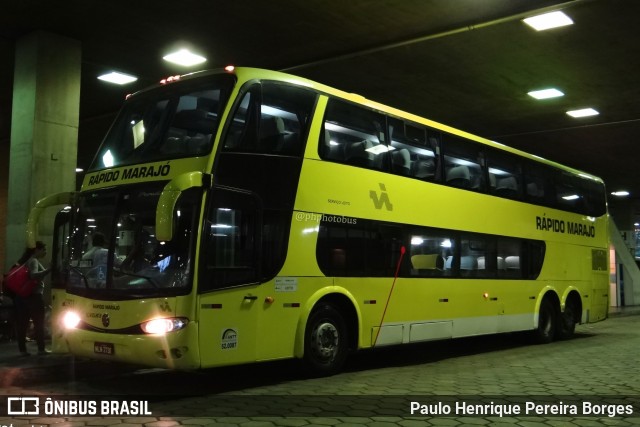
<box><xmin>223</xmin><ymin>82</ymin><xmax>316</xmax><ymax>156</ymax></box>
<box><xmin>321</xmin><ymin>99</ymin><xmax>387</xmax><ymax>171</ymax></box>
<box><xmin>486</xmin><ymin>149</ymin><xmax>522</xmax><ymax>200</ymax></box>
<box><xmin>443</xmin><ymin>135</ymin><xmax>485</xmax><ymax>191</ymax></box>
<box><xmin>409</xmin><ymin>232</ymin><xmax>454</xmax><ymax>277</ymax></box>
<box><xmin>258</xmin><ymin>83</ymin><xmax>316</xmax><ymax>156</ymax></box>
<box><xmin>497</xmin><ymin>237</ymin><xmax>523</xmax><ymax>279</ymax></box>
<box><xmin>388</xmin><ymin>117</ymin><xmax>439</xmax><ymax>181</ymax></box>
<box><xmin>200</xmin><ymin>188</ymin><xmax>261</xmax><ymax>291</ymax></box>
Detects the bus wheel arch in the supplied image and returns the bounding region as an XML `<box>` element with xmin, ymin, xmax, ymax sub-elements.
<box><xmin>557</xmin><ymin>290</ymin><xmax>582</xmax><ymax>340</ymax></box>
<box><xmin>302</xmin><ymin>294</ymin><xmax>358</xmax><ymax>375</ymax></box>
<box><xmin>533</xmin><ymin>292</ymin><xmax>560</xmax><ymax>344</ymax></box>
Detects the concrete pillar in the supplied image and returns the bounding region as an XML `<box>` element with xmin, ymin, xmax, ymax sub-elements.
<box><xmin>5</xmin><ymin>32</ymin><xmax>80</xmax><ymax>270</ymax></box>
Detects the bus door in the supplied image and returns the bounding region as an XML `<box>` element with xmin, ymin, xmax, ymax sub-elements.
<box><xmin>197</xmin><ymin>186</ymin><xmax>263</xmax><ymax>366</ymax></box>
<box><xmin>50</xmin><ymin>208</ymin><xmax>71</xmax><ymax>353</ymax></box>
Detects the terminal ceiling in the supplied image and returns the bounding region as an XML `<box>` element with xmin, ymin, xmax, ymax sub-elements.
<box><xmin>1</xmin><ymin>0</ymin><xmax>639</xmax><ymax>222</ymax></box>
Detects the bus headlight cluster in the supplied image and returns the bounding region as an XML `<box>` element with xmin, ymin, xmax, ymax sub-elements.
<box><xmin>140</xmin><ymin>317</ymin><xmax>189</xmax><ymax>335</ymax></box>
<box><xmin>62</xmin><ymin>311</ymin><xmax>82</xmax><ymax>330</ymax></box>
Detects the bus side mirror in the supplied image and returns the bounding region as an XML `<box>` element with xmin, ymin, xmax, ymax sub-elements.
<box><xmin>156</xmin><ymin>172</ymin><xmax>212</xmax><ymax>241</ymax></box>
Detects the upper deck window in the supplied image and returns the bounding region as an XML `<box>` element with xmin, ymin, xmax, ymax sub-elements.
<box><xmin>90</xmin><ymin>74</ymin><xmax>234</xmax><ymax>171</ymax></box>
<box><xmin>222</xmin><ymin>81</ymin><xmax>317</xmax><ymax>156</ymax></box>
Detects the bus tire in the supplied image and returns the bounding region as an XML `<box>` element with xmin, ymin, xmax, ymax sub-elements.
<box><xmin>303</xmin><ymin>304</ymin><xmax>348</xmax><ymax>376</ymax></box>
<box><xmin>534</xmin><ymin>298</ymin><xmax>557</xmax><ymax>344</ymax></box>
<box><xmin>557</xmin><ymin>300</ymin><xmax>577</xmax><ymax>340</ymax></box>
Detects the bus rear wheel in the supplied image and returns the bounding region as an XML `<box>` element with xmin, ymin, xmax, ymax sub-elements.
<box><xmin>534</xmin><ymin>298</ymin><xmax>557</xmax><ymax>344</ymax></box>
<box><xmin>304</xmin><ymin>304</ymin><xmax>348</xmax><ymax>375</ymax></box>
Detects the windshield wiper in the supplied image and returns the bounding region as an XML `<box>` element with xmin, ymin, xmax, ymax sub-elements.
<box><xmin>69</xmin><ymin>265</ymin><xmax>90</xmax><ymax>288</ymax></box>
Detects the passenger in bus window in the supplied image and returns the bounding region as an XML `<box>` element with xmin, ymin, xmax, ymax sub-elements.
<box><xmin>82</xmin><ymin>232</ymin><xmax>108</xmax><ymax>267</ymax></box>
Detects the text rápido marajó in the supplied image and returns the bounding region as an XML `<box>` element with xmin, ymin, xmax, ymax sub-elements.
<box><xmin>536</xmin><ymin>215</ymin><xmax>596</xmax><ymax>238</ymax></box>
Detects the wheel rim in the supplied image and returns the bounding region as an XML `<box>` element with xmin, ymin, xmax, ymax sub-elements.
<box><xmin>311</xmin><ymin>321</ymin><xmax>339</xmax><ymax>361</ymax></box>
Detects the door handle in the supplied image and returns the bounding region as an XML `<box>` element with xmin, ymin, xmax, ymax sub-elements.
<box><xmin>243</xmin><ymin>295</ymin><xmax>258</xmax><ymax>301</ymax></box>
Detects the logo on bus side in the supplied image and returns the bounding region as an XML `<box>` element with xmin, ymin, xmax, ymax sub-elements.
<box><xmin>370</xmin><ymin>183</ymin><xmax>393</xmax><ymax>211</ymax></box>
<box><xmin>221</xmin><ymin>328</ymin><xmax>238</xmax><ymax>350</ymax></box>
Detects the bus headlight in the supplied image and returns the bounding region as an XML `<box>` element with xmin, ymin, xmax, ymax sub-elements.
<box><xmin>140</xmin><ymin>317</ymin><xmax>188</xmax><ymax>335</ymax></box>
<box><xmin>63</xmin><ymin>311</ymin><xmax>82</xmax><ymax>329</ymax></box>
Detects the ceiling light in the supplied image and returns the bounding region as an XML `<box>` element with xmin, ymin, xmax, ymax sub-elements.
<box><xmin>611</xmin><ymin>191</ymin><xmax>630</xmax><ymax>197</ymax></box>
<box><xmin>97</xmin><ymin>72</ymin><xmax>138</xmax><ymax>85</ymax></box>
<box><xmin>163</xmin><ymin>49</ymin><xmax>207</xmax><ymax>66</ymax></box>
<box><xmin>523</xmin><ymin>11</ymin><xmax>573</xmax><ymax>31</ymax></box>
<box><xmin>528</xmin><ymin>88</ymin><xmax>564</xmax><ymax>100</ymax></box>
<box><xmin>566</xmin><ymin>108</ymin><xmax>599</xmax><ymax>118</ymax></box>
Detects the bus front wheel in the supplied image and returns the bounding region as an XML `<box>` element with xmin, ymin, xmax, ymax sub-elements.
<box><xmin>534</xmin><ymin>298</ymin><xmax>557</xmax><ymax>344</ymax></box>
<box><xmin>303</xmin><ymin>304</ymin><xmax>348</xmax><ymax>375</ymax></box>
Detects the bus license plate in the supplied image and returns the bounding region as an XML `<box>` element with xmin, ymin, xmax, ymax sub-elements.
<box><xmin>94</xmin><ymin>342</ymin><xmax>114</xmax><ymax>355</ymax></box>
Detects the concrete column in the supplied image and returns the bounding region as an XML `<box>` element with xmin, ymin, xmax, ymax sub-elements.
<box><xmin>5</xmin><ymin>32</ymin><xmax>80</xmax><ymax>270</ymax></box>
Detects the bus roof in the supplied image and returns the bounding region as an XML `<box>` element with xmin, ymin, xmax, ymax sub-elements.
<box><xmin>133</xmin><ymin>66</ymin><xmax>604</xmax><ymax>185</ymax></box>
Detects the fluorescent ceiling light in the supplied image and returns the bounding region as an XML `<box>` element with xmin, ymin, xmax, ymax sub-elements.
<box><xmin>97</xmin><ymin>72</ymin><xmax>138</xmax><ymax>85</ymax></box>
<box><xmin>523</xmin><ymin>11</ymin><xmax>573</xmax><ymax>31</ymax></box>
<box><xmin>611</xmin><ymin>191</ymin><xmax>630</xmax><ymax>197</ymax></box>
<box><xmin>566</xmin><ymin>108</ymin><xmax>599</xmax><ymax>118</ymax></box>
<box><xmin>528</xmin><ymin>88</ymin><xmax>564</xmax><ymax>100</ymax></box>
<box><xmin>163</xmin><ymin>49</ymin><xmax>207</xmax><ymax>66</ymax></box>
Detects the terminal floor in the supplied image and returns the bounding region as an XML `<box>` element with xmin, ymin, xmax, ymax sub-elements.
<box><xmin>0</xmin><ymin>306</ymin><xmax>639</xmax><ymax>426</ymax></box>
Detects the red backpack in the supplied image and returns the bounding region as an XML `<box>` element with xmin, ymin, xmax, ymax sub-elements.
<box><xmin>4</xmin><ymin>264</ymin><xmax>38</xmax><ymax>297</ymax></box>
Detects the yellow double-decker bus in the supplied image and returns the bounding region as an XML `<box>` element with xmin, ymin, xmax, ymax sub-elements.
<box><xmin>29</xmin><ymin>67</ymin><xmax>609</xmax><ymax>374</ymax></box>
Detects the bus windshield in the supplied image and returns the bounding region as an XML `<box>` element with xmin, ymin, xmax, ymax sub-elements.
<box><xmin>89</xmin><ymin>73</ymin><xmax>235</xmax><ymax>171</ymax></box>
<box><xmin>65</xmin><ymin>184</ymin><xmax>200</xmax><ymax>296</ymax></box>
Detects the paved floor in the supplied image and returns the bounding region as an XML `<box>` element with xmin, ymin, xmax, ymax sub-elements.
<box><xmin>0</xmin><ymin>307</ymin><xmax>639</xmax><ymax>426</ymax></box>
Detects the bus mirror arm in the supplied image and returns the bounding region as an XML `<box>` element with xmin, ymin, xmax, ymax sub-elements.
<box><xmin>156</xmin><ymin>172</ymin><xmax>212</xmax><ymax>242</ymax></box>
<box><xmin>26</xmin><ymin>191</ymin><xmax>76</xmax><ymax>248</ymax></box>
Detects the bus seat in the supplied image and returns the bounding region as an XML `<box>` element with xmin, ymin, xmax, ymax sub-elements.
<box><xmin>279</xmin><ymin>132</ymin><xmax>300</xmax><ymax>155</ymax></box>
<box><xmin>477</xmin><ymin>256</ymin><xmax>485</xmax><ymax>269</ymax></box>
<box><xmin>258</xmin><ymin>116</ymin><xmax>285</xmax><ymax>152</ymax></box>
<box><xmin>411</xmin><ymin>158</ymin><xmax>435</xmax><ymax>179</ymax></box>
<box><xmin>391</xmin><ymin>149</ymin><xmax>411</xmax><ymax>175</ymax></box>
<box><xmin>323</xmin><ymin>130</ymin><xmax>343</xmax><ymax>161</ymax></box>
<box><xmin>173</xmin><ymin>109</ymin><xmax>216</xmax><ymax>134</ymax></box>
<box><xmin>496</xmin><ymin>176</ymin><xmax>518</xmax><ymax>198</ymax></box>
<box><xmin>187</xmin><ymin>134</ymin><xmax>212</xmax><ymax>155</ymax></box>
<box><xmin>411</xmin><ymin>254</ymin><xmax>444</xmax><ymax>270</ymax></box>
<box><xmin>527</xmin><ymin>182</ymin><xmax>544</xmax><ymax>198</ymax></box>
<box><xmin>497</xmin><ymin>256</ymin><xmax>506</xmax><ymax>270</ymax></box>
<box><xmin>505</xmin><ymin>256</ymin><xmax>520</xmax><ymax>270</ymax></box>
<box><xmin>446</xmin><ymin>165</ymin><xmax>471</xmax><ymax>188</ymax></box>
<box><xmin>445</xmin><ymin>256</ymin><xmax>454</xmax><ymax>270</ymax></box>
<box><xmin>460</xmin><ymin>255</ymin><xmax>477</xmax><ymax>270</ymax></box>
<box><xmin>345</xmin><ymin>140</ymin><xmax>373</xmax><ymax>167</ymax></box>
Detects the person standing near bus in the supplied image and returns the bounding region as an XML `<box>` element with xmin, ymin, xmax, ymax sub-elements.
<box><xmin>14</xmin><ymin>240</ymin><xmax>51</xmax><ymax>356</ymax></box>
